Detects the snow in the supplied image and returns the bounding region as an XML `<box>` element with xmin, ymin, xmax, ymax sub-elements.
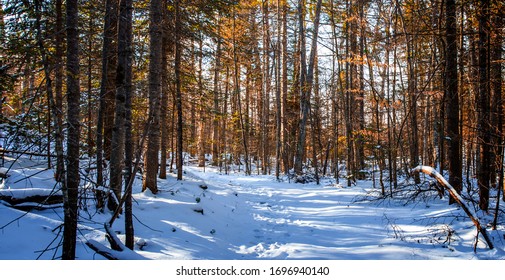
<box><xmin>0</xmin><ymin>155</ymin><xmax>504</xmax><ymax>275</ymax></box>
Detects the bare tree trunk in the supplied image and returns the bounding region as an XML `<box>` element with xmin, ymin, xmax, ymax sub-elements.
<box><xmin>86</xmin><ymin>6</ymin><xmax>94</xmax><ymax>161</ymax></box>
<box><xmin>275</xmin><ymin>0</ymin><xmax>282</xmax><ymax>180</ymax></box>
<box><xmin>96</xmin><ymin>0</ymin><xmax>118</xmax><ymax>198</ymax></box>
<box><xmin>143</xmin><ymin>0</ymin><xmax>163</xmax><ymax>193</ymax></box>
<box><xmin>212</xmin><ymin>21</ymin><xmax>222</xmax><ymax>167</ymax></box>
<box><xmin>109</xmin><ymin>0</ymin><xmax>134</xmax><ymax>211</ymax></box>
<box><xmin>477</xmin><ymin>0</ymin><xmax>490</xmax><ymax>211</ymax></box>
<box><xmin>62</xmin><ymin>0</ymin><xmax>80</xmax><ymax>260</ymax></box>
<box><xmin>197</xmin><ymin>31</ymin><xmax>206</xmax><ymax>168</ymax></box>
<box><xmin>294</xmin><ymin>0</ymin><xmax>322</xmax><ymax>177</ymax></box>
<box><xmin>175</xmin><ymin>0</ymin><xmax>183</xmax><ymax>180</ymax></box>
<box><xmin>446</xmin><ymin>0</ymin><xmax>462</xmax><ymax>204</ymax></box>
<box><xmin>159</xmin><ymin>5</ymin><xmax>171</xmax><ymax>179</ymax></box>
<box><xmin>34</xmin><ymin>0</ymin><xmax>54</xmax><ymax>172</ymax></box>
<box><xmin>344</xmin><ymin>0</ymin><xmax>355</xmax><ymax>186</ymax></box>
<box><xmin>355</xmin><ymin>0</ymin><xmax>366</xmax><ymax>178</ymax></box>
<box><xmin>232</xmin><ymin>12</ymin><xmax>251</xmax><ymax>175</ymax></box>
<box><xmin>119</xmin><ymin>0</ymin><xmax>134</xmax><ymax>250</ymax></box>
<box><xmin>490</xmin><ymin>9</ymin><xmax>504</xmax><ymax>202</ymax></box>
<box><xmin>261</xmin><ymin>0</ymin><xmax>271</xmax><ymax>175</ymax></box>
<box><xmin>281</xmin><ymin>0</ymin><xmax>289</xmax><ymax>175</ymax></box>
<box><xmin>490</xmin><ymin>5</ymin><xmax>503</xmax><ymax>199</ymax></box>
<box><xmin>54</xmin><ymin>0</ymin><xmax>65</xmax><ymax>182</ymax></box>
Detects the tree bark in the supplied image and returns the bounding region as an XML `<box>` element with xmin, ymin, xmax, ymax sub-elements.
<box><xmin>54</xmin><ymin>0</ymin><xmax>65</xmax><ymax>183</ymax></box>
<box><xmin>261</xmin><ymin>0</ymin><xmax>271</xmax><ymax>175</ymax></box>
<box><xmin>119</xmin><ymin>0</ymin><xmax>134</xmax><ymax>250</ymax></box>
<box><xmin>175</xmin><ymin>0</ymin><xmax>184</xmax><ymax>180</ymax></box>
<box><xmin>212</xmin><ymin>20</ymin><xmax>222</xmax><ymax>167</ymax></box>
<box><xmin>143</xmin><ymin>0</ymin><xmax>163</xmax><ymax>193</ymax></box>
<box><xmin>96</xmin><ymin>0</ymin><xmax>118</xmax><ymax>198</ymax></box>
<box><xmin>294</xmin><ymin>0</ymin><xmax>322</xmax><ymax>177</ymax></box>
<box><xmin>275</xmin><ymin>0</ymin><xmax>282</xmax><ymax>180</ymax></box>
<box><xmin>159</xmin><ymin>4</ymin><xmax>171</xmax><ymax>180</ymax></box>
<box><xmin>446</xmin><ymin>0</ymin><xmax>462</xmax><ymax>204</ymax></box>
<box><xmin>477</xmin><ymin>0</ymin><xmax>490</xmax><ymax>211</ymax></box>
<box><xmin>62</xmin><ymin>0</ymin><xmax>80</xmax><ymax>260</ymax></box>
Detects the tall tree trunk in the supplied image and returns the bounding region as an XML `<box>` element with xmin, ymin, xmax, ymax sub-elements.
<box><xmin>261</xmin><ymin>0</ymin><xmax>271</xmax><ymax>175</ymax></box>
<box><xmin>143</xmin><ymin>0</ymin><xmax>163</xmax><ymax>193</ymax></box>
<box><xmin>103</xmin><ymin>1</ymin><xmax>119</xmax><ymax>162</ymax></box>
<box><xmin>54</xmin><ymin>0</ymin><xmax>65</xmax><ymax>182</ymax></box>
<box><xmin>34</xmin><ymin>0</ymin><xmax>53</xmax><ymax>171</ymax></box>
<box><xmin>117</xmin><ymin>0</ymin><xmax>134</xmax><ymax>250</ymax></box>
<box><xmin>490</xmin><ymin>4</ymin><xmax>503</xmax><ymax>197</ymax></box>
<box><xmin>175</xmin><ymin>0</ymin><xmax>183</xmax><ymax>180</ymax></box>
<box><xmin>232</xmin><ymin>11</ymin><xmax>251</xmax><ymax>175</ymax></box>
<box><xmin>87</xmin><ymin>5</ymin><xmax>94</xmax><ymax>161</ymax></box>
<box><xmin>159</xmin><ymin>5</ymin><xmax>171</xmax><ymax>179</ymax></box>
<box><xmin>281</xmin><ymin>0</ymin><xmax>289</xmax><ymax>175</ymax></box>
<box><xmin>490</xmin><ymin>8</ymin><xmax>504</xmax><ymax>202</ymax></box>
<box><xmin>294</xmin><ymin>0</ymin><xmax>322</xmax><ymax>177</ymax></box>
<box><xmin>294</xmin><ymin>0</ymin><xmax>307</xmax><ymax>176</ymax></box>
<box><xmin>97</xmin><ymin>0</ymin><xmax>118</xmax><ymax>193</ymax></box>
<box><xmin>109</xmin><ymin>0</ymin><xmax>134</xmax><ymax>211</ymax></box>
<box><xmin>355</xmin><ymin>0</ymin><xmax>366</xmax><ymax>178</ymax></box>
<box><xmin>62</xmin><ymin>0</ymin><xmax>80</xmax><ymax>260</ymax></box>
<box><xmin>344</xmin><ymin>0</ymin><xmax>355</xmax><ymax>186</ymax></box>
<box><xmin>212</xmin><ymin>19</ymin><xmax>222</xmax><ymax>167</ymax></box>
<box><xmin>197</xmin><ymin>33</ymin><xmax>206</xmax><ymax>168</ymax></box>
<box><xmin>275</xmin><ymin>0</ymin><xmax>282</xmax><ymax>180</ymax></box>
<box><xmin>446</xmin><ymin>0</ymin><xmax>462</xmax><ymax>204</ymax></box>
<box><xmin>477</xmin><ymin>0</ymin><xmax>491</xmax><ymax>211</ymax></box>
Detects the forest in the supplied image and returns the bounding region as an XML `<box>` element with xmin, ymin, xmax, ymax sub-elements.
<box><xmin>0</xmin><ymin>0</ymin><xmax>504</xmax><ymax>260</ymax></box>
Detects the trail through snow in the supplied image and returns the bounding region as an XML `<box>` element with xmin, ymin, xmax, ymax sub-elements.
<box><xmin>0</xmin><ymin>156</ymin><xmax>504</xmax><ymax>260</ymax></box>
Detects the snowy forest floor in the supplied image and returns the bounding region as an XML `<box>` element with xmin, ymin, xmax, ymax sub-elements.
<box><xmin>1</xmin><ymin>154</ymin><xmax>505</xmax><ymax>260</ymax></box>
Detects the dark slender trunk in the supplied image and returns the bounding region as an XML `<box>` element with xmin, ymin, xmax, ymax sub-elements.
<box><xmin>477</xmin><ymin>0</ymin><xmax>490</xmax><ymax>211</ymax></box>
<box><xmin>122</xmin><ymin>0</ymin><xmax>134</xmax><ymax>250</ymax></box>
<box><xmin>446</xmin><ymin>0</ymin><xmax>462</xmax><ymax>204</ymax></box>
<box><xmin>197</xmin><ymin>34</ymin><xmax>206</xmax><ymax>168</ymax></box>
<box><xmin>175</xmin><ymin>0</ymin><xmax>183</xmax><ymax>180</ymax></box>
<box><xmin>159</xmin><ymin>6</ymin><xmax>170</xmax><ymax>179</ymax></box>
<box><xmin>54</xmin><ymin>0</ymin><xmax>65</xmax><ymax>182</ymax></box>
<box><xmin>294</xmin><ymin>0</ymin><xmax>322</xmax><ymax>177</ymax></box>
<box><xmin>281</xmin><ymin>0</ymin><xmax>289</xmax><ymax>174</ymax></box>
<box><xmin>62</xmin><ymin>0</ymin><xmax>80</xmax><ymax>260</ymax></box>
<box><xmin>143</xmin><ymin>0</ymin><xmax>163</xmax><ymax>193</ymax></box>
<box><xmin>275</xmin><ymin>0</ymin><xmax>282</xmax><ymax>180</ymax></box>
<box><xmin>97</xmin><ymin>0</ymin><xmax>118</xmax><ymax>194</ymax></box>
<box><xmin>212</xmin><ymin>22</ymin><xmax>222</xmax><ymax>166</ymax></box>
<box><xmin>261</xmin><ymin>0</ymin><xmax>270</xmax><ymax>175</ymax></box>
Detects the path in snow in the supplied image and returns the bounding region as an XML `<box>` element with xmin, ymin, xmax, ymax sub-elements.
<box><xmin>133</xmin><ymin>166</ymin><xmax>478</xmax><ymax>260</ymax></box>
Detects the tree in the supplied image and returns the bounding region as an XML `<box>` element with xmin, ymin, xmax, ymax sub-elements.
<box><xmin>175</xmin><ymin>0</ymin><xmax>184</xmax><ymax>180</ymax></box>
<box><xmin>62</xmin><ymin>0</ymin><xmax>80</xmax><ymax>260</ymax></box>
<box><xmin>293</xmin><ymin>0</ymin><xmax>322</xmax><ymax>177</ymax></box>
<box><xmin>143</xmin><ymin>0</ymin><xmax>164</xmax><ymax>193</ymax></box>
<box><xmin>118</xmin><ymin>0</ymin><xmax>134</xmax><ymax>249</ymax></box>
<box><xmin>446</xmin><ymin>0</ymin><xmax>462</xmax><ymax>204</ymax></box>
<box><xmin>477</xmin><ymin>0</ymin><xmax>491</xmax><ymax>211</ymax></box>
<box><xmin>96</xmin><ymin>0</ymin><xmax>119</xmax><ymax>208</ymax></box>
<box><xmin>54</xmin><ymin>0</ymin><xmax>65</xmax><ymax>183</ymax></box>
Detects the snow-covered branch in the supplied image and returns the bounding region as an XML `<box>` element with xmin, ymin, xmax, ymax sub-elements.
<box><xmin>411</xmin><ymin>166</ymin><xmax>494</xmax><ymax>250</ymax></box>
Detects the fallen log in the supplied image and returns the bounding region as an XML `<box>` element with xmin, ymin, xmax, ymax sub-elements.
<box><xmin>86</xmin><ymin>223</ymin><xmax>147</xmax><ymax>260</ymax></box>
<box><xmin>411</xmin><ymin>166</ymin><xmax>494</xmax><ymax>250</ymax></box>
<box><xmin>0</xmin><ymin>149</ymin><xmax>58</xmax><ymax>158</ymax></box>
<box><xmin>0</xmin><ymin>188</ymin><xmax>63</xmax><ymax>207</ymax></box>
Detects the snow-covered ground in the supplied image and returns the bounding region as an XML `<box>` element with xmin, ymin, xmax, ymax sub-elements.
<box><xmin>1</xmin><ymin>155</ymin><xmax>504</xmax><ymax>264</ymax></box>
